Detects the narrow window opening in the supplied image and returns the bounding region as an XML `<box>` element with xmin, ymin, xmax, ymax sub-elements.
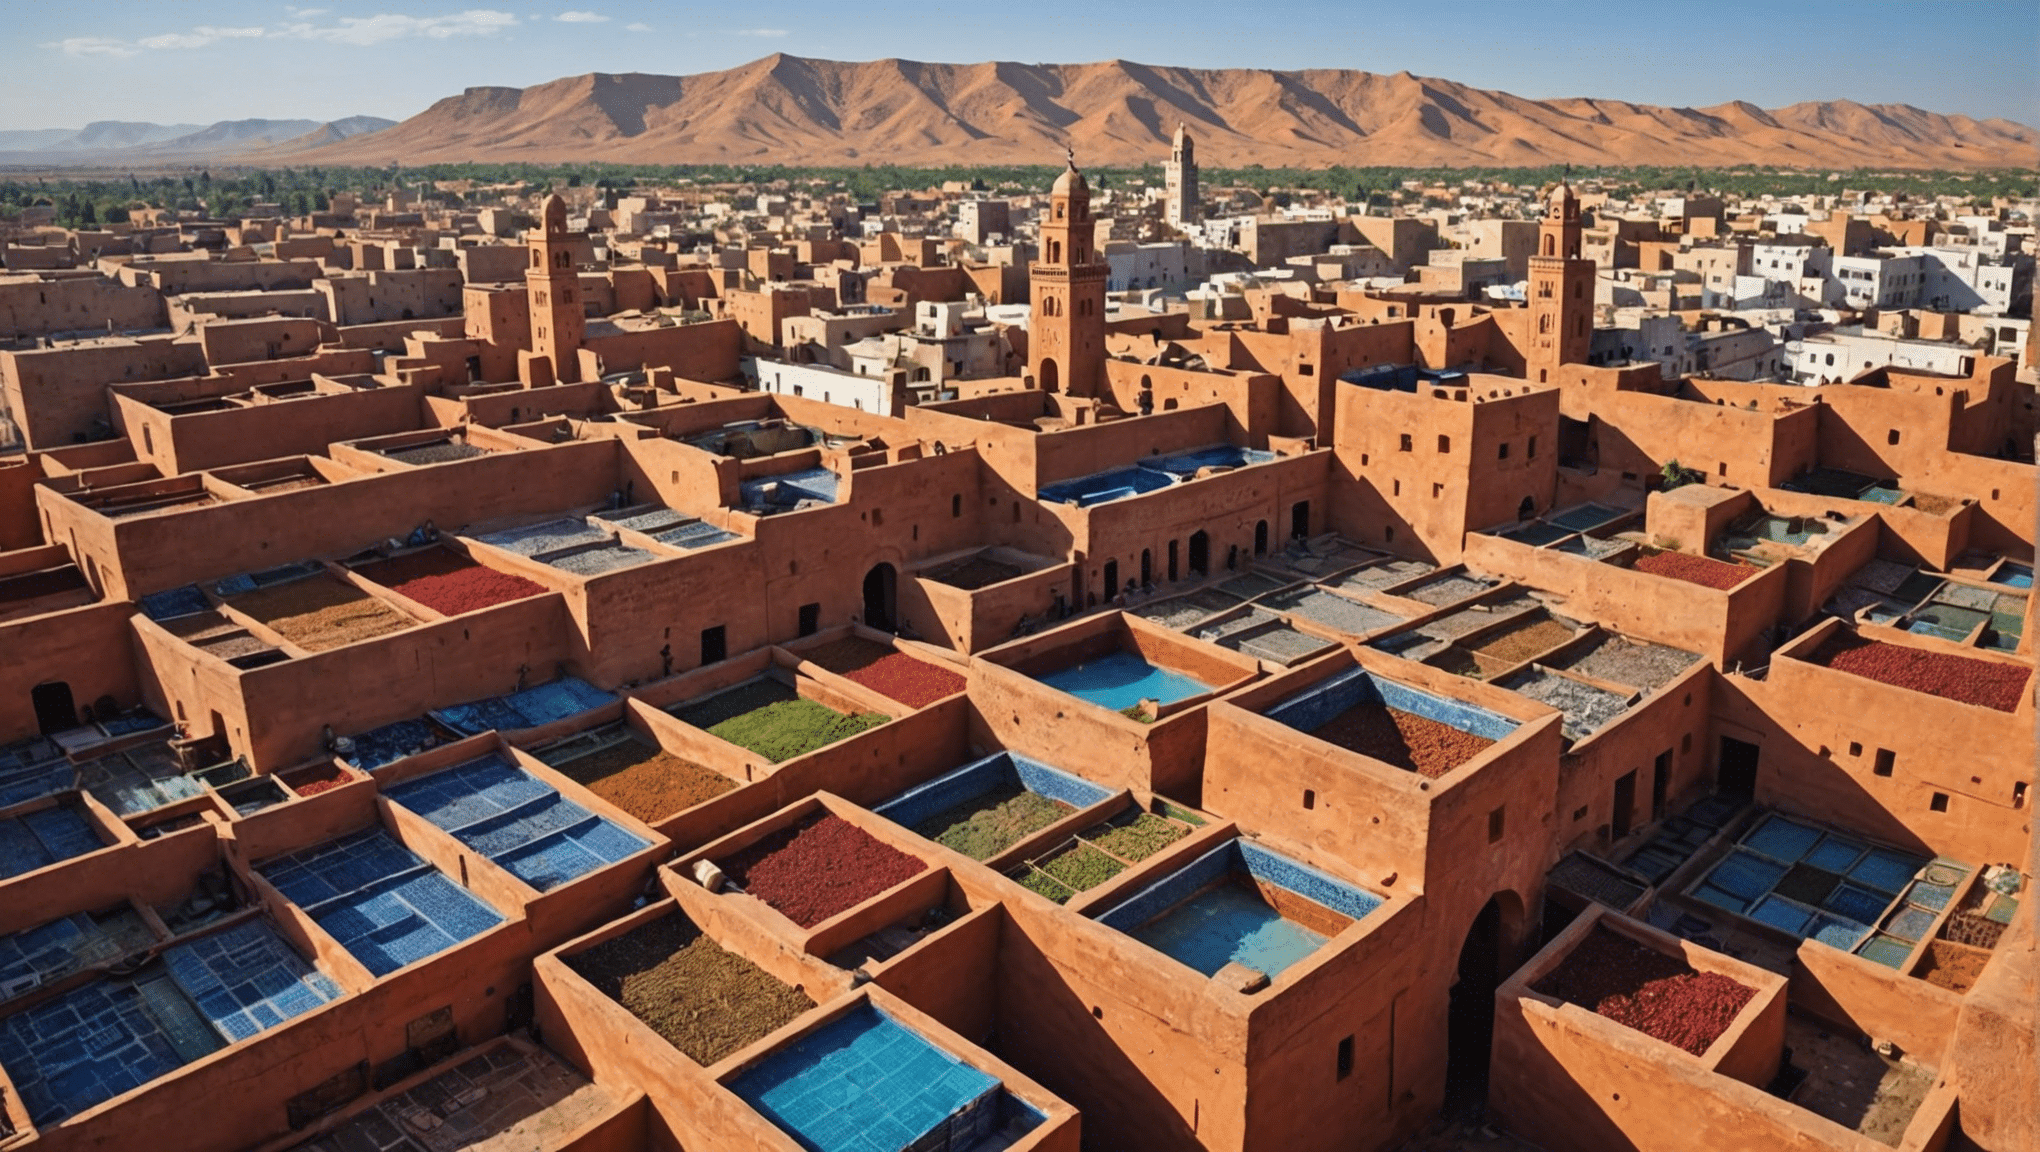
<box><xmin>1303</xmin><ymin>789</ymin><xmax>1316</xmax><ymax>811</ymax></box>
<box><xmin>1336</xmin><ymin>1035</ymin><xmax>1354</xmax><ymax>1081</ymax></box>
<box><xmin>1873</xmin><ymin>749</ymin><xmax>1895</xmax><ymax>777</ymax></box>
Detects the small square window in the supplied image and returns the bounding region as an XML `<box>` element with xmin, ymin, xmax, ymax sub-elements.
<box><xmin>1929</xmin><ymin>792</ymin><xmax>1949</xmax><ymax>813</ymax></box>
<box><xmin>1873</xmin><ymin>749</ymin><xmax>1894</xmax><ymax>777</ymax></box>
<box><xmin>1848</xmin><ymin>742</ymin><xmax>1862</xmax><ymax>757</ymax></box>
<box><xmin>1437</xmin><ymin>434</ymin><xmax>1451</xmax><ymax>453</ymax></box>
<box><xmin>1498</xmin><ymin>442</ymin><xmax>1510</xmax><ymax>460</ymax></box>
<box><xmin>1399</xmin><ymin>434</ymin><xmax>1413</xmax><ymax>452</ymax></box>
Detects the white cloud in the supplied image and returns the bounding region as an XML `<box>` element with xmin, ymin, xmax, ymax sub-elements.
<box><xmin>556</xmin><ymin>10</ymin><xmax>608</xmax><ymax>22</ymax></box>
<box><xmin>274</xmin><ymin>10</ymin><xmax>519</xmax><ymax>47</ymax></box>
<box><xmin>733</xmin><ymin>28</ymin><xmax>788</xmax><ymax>36</ymax></box>
<box><xmin>138</xmin><ymin>26</ymin><xmax>265</xmax><ymax>51</ymax></box>
<box><xmin>48</xmin><ymin>11</ymin><xmax>518</xmax><ymax>57</ymax></box>
<box><xmin>625</xmin><ymin>21</ymin><xmax>652</xmax><ymax>31</ymax></box>
<box><xmin>285</xmin><ymin>6</ymin><xmax>328</xmax><ymax>15</ymax></box>
<box><xmin>48</xmin><ymin>37</ymin><xmax>139</xmax><ymax>57</ymax></box>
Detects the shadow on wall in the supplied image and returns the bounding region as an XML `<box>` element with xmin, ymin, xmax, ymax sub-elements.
<box><xmin>992</xmin><ymin>922</ymin><xmax>1205</xmax><ymax>1152</ymax></box>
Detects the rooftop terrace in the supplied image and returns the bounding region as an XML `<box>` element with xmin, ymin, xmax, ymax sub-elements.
<box><xmin>1265</xmin><ymin>666</ymin><xmax>1517</xmax><ymax>778</ymax></box>
<box><xmin>258</xmin><ymin>827</ymin><xmax>504</xmax><ymax>976</ymax></box>
<box><xmin>1096</xmin><ymin>837</ymin><xmax>1381</xmax><ymax>983</ymax></box>
<box><xmin>382</xmin><ymin>754</ymin><xmax>649</xmax><ymax>892</ymax></box>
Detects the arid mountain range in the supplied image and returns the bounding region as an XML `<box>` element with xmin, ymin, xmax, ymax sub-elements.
<box><xmin>0</xmin><ymin>117</ymin><xmax>396</xmax><ymax>166</ymax></box>
<box><xmin>286</xmin><ymin>54</ymin><xmax>2036</xmax><ymax>170</ymax></box>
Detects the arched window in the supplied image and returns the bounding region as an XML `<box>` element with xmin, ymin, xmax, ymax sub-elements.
<box><xmin>1538</xmin><ymin>315</ymin><xmax>1552</xmax><ymax>334</ymax></box>
<box><xmin>1542</xmin><ymin>235</ymin><xmax>1555</xmax><ymax>257</ymax></box>
<box><xmin>1048</xmin><ymin>240</ymin><xmax>1062</xmax><ymax>263</ymax></box>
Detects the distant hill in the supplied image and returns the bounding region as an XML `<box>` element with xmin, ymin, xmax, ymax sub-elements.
<box><xmin>286</xmin><ymin>55</ymin><xmax>2037</xmax><ymax>170</ymax></box>
<box><xmin>0</xmin><ymin>116</ymin><xmax>397</xmax><ymax>165</ymax></box>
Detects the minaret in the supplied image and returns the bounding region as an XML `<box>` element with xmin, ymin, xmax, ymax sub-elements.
<box><xmin>1164</xmin><ymin>123</ymin><xmax>1199</xmax><ymax>230</ymax></box>
<box><xmin>1030</xmin><ymin>151</ymin><xmax>1108</xmax><ymax>396</ymax></box>
<box><xmin>1526</xmin><ymin>178</ymin><xmax>1592</xmax><ymax>383</ymax></box>
<box><xmin>525</xmin><ymin>194</ymin><xmax>586</xmax><ymax>384</ymax></box>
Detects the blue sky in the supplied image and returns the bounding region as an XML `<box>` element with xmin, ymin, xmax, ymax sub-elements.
<box><xmin>3</xmin><ymin>0</ymin><xmax>2035</xmax><ymax>130</ymax></box>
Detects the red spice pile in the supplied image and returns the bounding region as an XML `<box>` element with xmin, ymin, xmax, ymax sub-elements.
<box><xmin>1811</xmin><ymin>634</ymin><xmax>2028</xmax><ymax>713</ymax></box>
<box><xmin>719</xmin><ymin>813</ymin><xmax>925</xmax><ymax>927</ymax></box>
<box><xmin>1313</xmin><ymin>704</ymin><xmax>1494</xmax><ymax>778</ymax></box>
<box><xmin>800</xmin><ymin>636</ymin><xmax>965</xmax><ymax>708</ymax></box>
<box><xmin>843</xmin><ymin>652</ymin><xmax>966</xmax><ymax>708</ymax></box>
<box><xmin>357</xmin><ymin>549</ymin><xmax>547</xmax><ymax>616</ymax></box>
<box><xmin>282</xmin><ymin>764</ymin><xmax>353</xmax><ymax>796</ymax></box>
<box><xmin>393</xmin><ymin>566</ymin><xmax>546</xmax><ymax>616</ymax></box>
<box><xmin>1533</xmin><ymin>927</ymin><xmax>1755</xmax><ymax>1056</ymax></box>
<box><xmin>1633</xmin><ymin>551</ymin><xmax>1753</xmax><ymax>591</ymax></box>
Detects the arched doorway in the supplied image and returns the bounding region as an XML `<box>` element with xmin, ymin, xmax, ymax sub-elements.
<box><xmin>1517</xmin><ymin>496</ymin><xmax>1536</xmax><ymax>521</ymax></box>
<box><xmin>1290</xmin><ymin>500</ymin><xmax>1311</xmax><ymax>540</ymax></box>
<box><xmin>1166</xmin><ymin>539</ymin><xmax>1180</xmax><ymax>583</ymax></box>
<box><xmin>1445</xmin><ymin>895</ymin><xmax>1512</xmax><ymax>1113</ymax></box>
<box><xmin>1039</xmin><ymin>358</ymin><xmax>1060</xmax><ymax>393</ymax></box>
<box><xmin>862</xmin><ymin>563</ymin><xmax>897</xmax><ymax>631</ymax></box>
<box><xmin>1187</xmin><ymin>531</ymin><xmax>1209</xmax><ymax>577</ymax></box>
<box><xmin>1103</xmin><ymin>559</ymin><xmax>1119</xmax><ymax>599</ymax></box>
<box><xmin>1139</xmin><ymin>549</ymin><xmax>1152</xmax><ymax>588</ymax></box>
<box><xmin>31</xmin><ymin>681</ymin><xmax>75</xmax><ymax>735</ymax></box>
<box><xmin>1254</xmin><ymin>520</ymin><xmax>1269</xmax><ymax>557</ymax></box>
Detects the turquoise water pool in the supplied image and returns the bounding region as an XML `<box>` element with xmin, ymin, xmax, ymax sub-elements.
<box><xmin>1035</xmin><ymin>650</ymin><xmax>1213</xmax><ymax>711</ymax></box>
<box><xmin>1129</xmin><ymin>880</ymin><xmax>1328</xmax><ymax>978</ymax></box>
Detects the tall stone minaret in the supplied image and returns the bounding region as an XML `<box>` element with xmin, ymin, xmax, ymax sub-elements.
<box><xmin>1164</xmin><ymin>122</ymin><xmax>1199</xmax><ymax>230</ymax></box>
<box><xmin>525</xmin><ymin>194</ymin><xmax>586</xmax><ymax>384</ymax></box>
<box><xmin>1029</xmin><ymin>153</ymin><xmax>1108</xmax><ymax>397</ymax></box>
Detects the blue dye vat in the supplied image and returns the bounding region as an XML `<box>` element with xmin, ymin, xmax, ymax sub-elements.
<box><xmin>0</xmin><ymin>737</ymin><xmax>70</xmax><ymax>809</ymax></box>
<box><xmin>430</xmin><ymin>677</ymin><xmax>616</xmax><ymax>737</ymax></box>
<box><xmin>740</xmin><ymin>467</ymin><xmax>841</xmax><ymax>510</ymax></box>
<box><xmin>1038</xmin><ymin>466</ymin><xmax>1176</xmax><ymax>507</ymax></box>
<box><xmin>1748</xmin><ymin>895</ymin><xmax>1814</xmax><ymax>936</ymax></box>
<box><xmin>0</xmin><ymin>804</ymin><xmax>105</xmax><ymax>880</ymax></box>
<box><xmin>873</xmin><ymin>751</ymin><xmax>1111</xmax><ymax>833</ymax></box>
<box><xmin>1849</xmin><ymin>849</ymin><xmax>1924</xmax><ymax>895</ymax></box>
<box><xmin>383</xmin><ymin>755</ymin><xmax>647</xmax><ymax>891</ymax></box>
<box><xmin>338</xmin><ymin>717</ymin><xmax>449</xmax><ymax>771</ymax></box>
<box><xmin>1130</xmin><ymin>881</ymin><xmax>1327</xmax><ymax>979</ymax></box>
<box><xmin>1823</xmin><ymin>883</ymin><xmax>1893</xmax><ymax>926</ymax></box>
<box><xmin>163</xmin><ymin>919</ymin><xmax>343</xmax><ymax>1043</ymax></box>
<box><xmin>1741</xmin><ymin>814</ymin><xmax>1822</xmax><ymax>862</ymax></box>
<box><xmin>1146</xmin><ymin>445</ymin><xmax>1276</xmax><ymax>477</ymax></box>
<box><xmin>1098</xmin><ymin>839</ymin><xmax>1377</xmax><ymax>981</ymax></box>
<box><xmin>1035</xmin><ymin>650</ymin><xmax>1212</xmax><ymax>712</ymax></box>
<box><xmin>0</xmin><ymin>977</ymin><xmax>211</xmax><ymax>1127</ymax></box>
<box><xmin>1704</xmin><ymin>851</ymin><xmax>1788</xmax><ymax>903</ymax></box>
<box><xmin>1804</xmin><ymin>834</ymin><xmax>1867</xmax><ymax>874</ymax></box>
<box><xmin>1990</xmin><ymin>563</ymin><xmax>2033</xmax><ymax>589</ymax></box>
<box><xmin>258</xmin><ymin>828</ymin><xmax>503</xmax><ymax>977</ymax></box>
<box><xmin>729</xmin><ymin>1004</ymin><xmax>1003</xmax><ymax>1152</ymax></box>
<box><xmin>1808</xmin><ymin>915</ymin><xmax>1871</xmax><ymax>951</ymax></box>
<box><xmin>138</xmin><ymin>585</ymin><xmax>212</xmax><ymax>622</ymax></box>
